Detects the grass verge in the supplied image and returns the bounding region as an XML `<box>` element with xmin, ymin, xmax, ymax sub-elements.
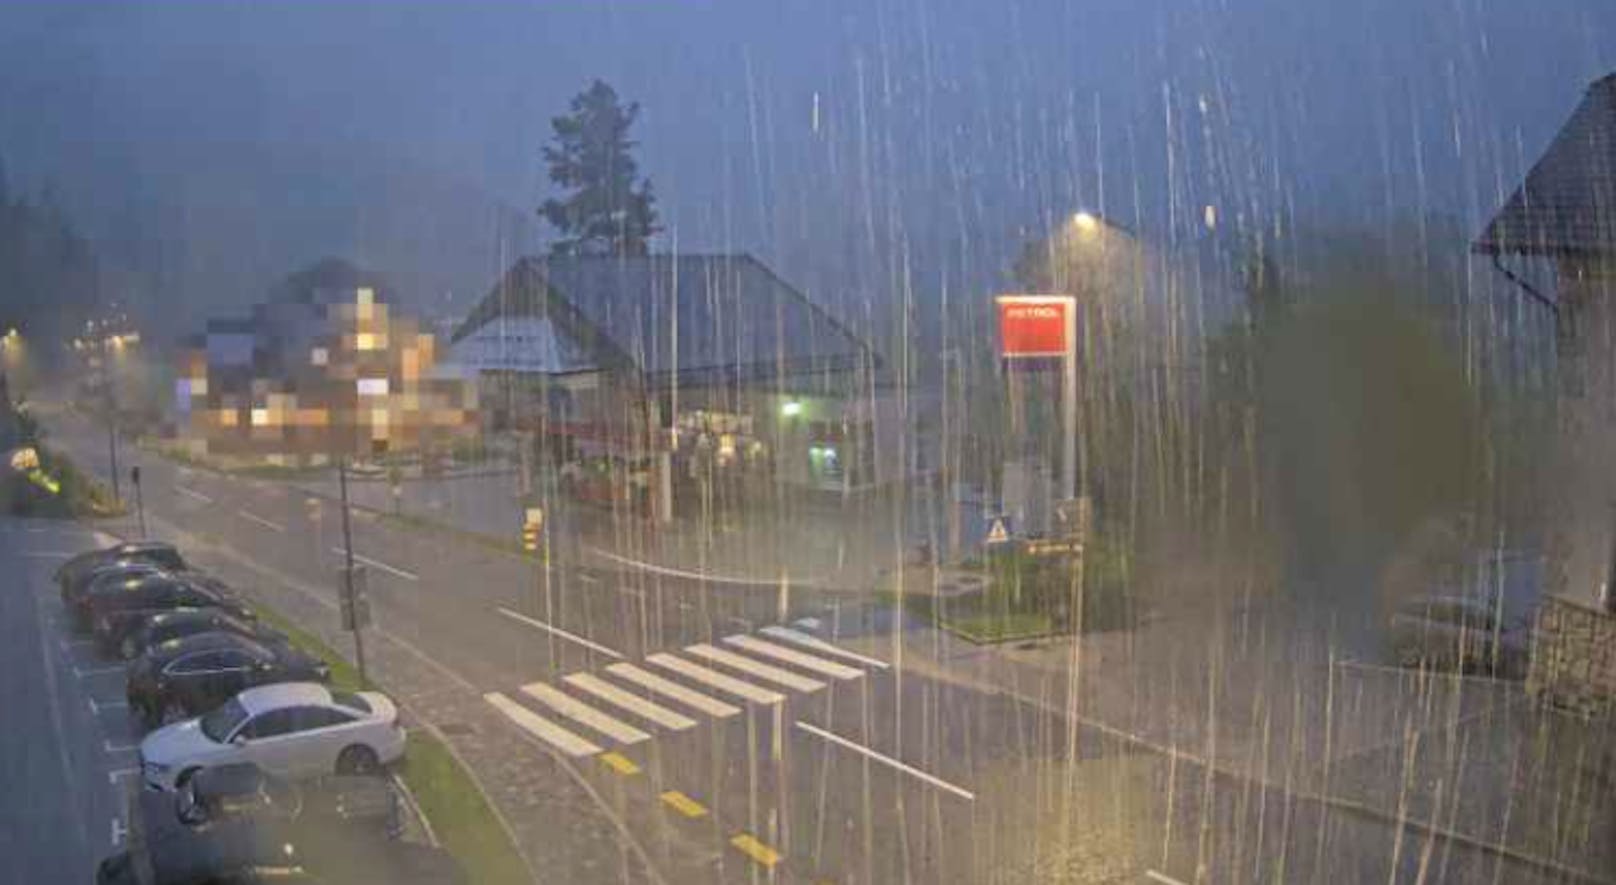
<box><xmin>940</xmin><ymin>611</ymin><xmax>1056</xmax><ymax>643</ymax></box>
<box><xmin>241</xmin><ymin>603</ymin><xmax>529</xmax><ymax>884</ymax></box>
<box><xmin>399</xmin><ymin>731</ymin><xmax>531</xmax><ymax>885</ymax></box>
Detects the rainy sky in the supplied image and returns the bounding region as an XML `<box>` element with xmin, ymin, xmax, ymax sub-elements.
<box><xmin>1</xmin><ymin>0</ymin><xmax>1613</xmax><ymax>323</ymax></box>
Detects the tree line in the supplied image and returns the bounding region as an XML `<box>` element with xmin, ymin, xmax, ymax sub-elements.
<box><xmin>0</xmin><ymin>153</ymin><xmax>103</xmax><ymax>363</ymax></box>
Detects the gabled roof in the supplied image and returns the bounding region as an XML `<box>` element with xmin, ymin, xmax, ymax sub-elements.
<box><xmin>453</xmin><ymin>254</ymin><xmax>874</xmax><ymax>385</ymax></box>
<box><xmin>1476</xmin><ymin>73</ymin><xmax>1616</xmax><ymax>257</ymax></box>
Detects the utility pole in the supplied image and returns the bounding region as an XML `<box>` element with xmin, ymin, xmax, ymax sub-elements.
<box><xmin>338</xmin><ymin>457</ymin><xmax>369</xmax><ymax>685</ymax></box>
<box><xmin>102</xmin><ymin>339</ymin><xmax>121</xmax><ymax>504</ymax></box>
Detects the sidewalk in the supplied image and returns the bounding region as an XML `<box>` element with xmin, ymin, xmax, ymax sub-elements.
<box><xmin>837</xmin><ymin>600</ymin><xmax>1616</xmax><ymax>883</ymax></box>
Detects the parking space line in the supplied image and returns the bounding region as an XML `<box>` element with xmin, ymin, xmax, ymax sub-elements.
<box><xmin>107</xmin><ymin>768</ymin><xmax>138</xmax><ymax>785</ymax></box>
<box><xmin>604</xmin><ymin>663</ymin><xmax>741</xmax><ymax>718</ymax></box>
<box><xmin>684</xmin><ymin>643</ymin><xmax>825</xmax><ymax>693</ymax></box>
<box><xmin>660</xmin><ymin>790</ymin><xmax>708</xmax><ymax>818</ymax></box>
<box><xmin>564</xmin><ymin>672</ymin><xmax>697</xmax><ymax>731</ymax></box>
<box><xmin>495</xmin><ymin>607</ymin><xmax>623</xmax><ymax>659</ymax></box>
<box><xmin>111</xmin><ymin>817</ymin><xmax>127</xmax><ymax>847</ymax></box>
<box><xmin>176</xmin><ymin>486</ymin><xmax>214</xmax><ymax>504</ymax></box>
<box><xmin>730</xmin><ymin>833</ymin><xmax>782</xmax><ymax>868</ymax></box>
<box><xmin>1146</xmin><ymin>871</ymin><xmax>1189</xmax><ymax>885</ymax></box>
<box><xmin>519</xmin><ymin>682</ymin><xmax>650</xmax><ymax>745</ymax></box>
<box><xmin>329</xmin><ymin>548</ymin><xmax>419</xmax><ymax>582</ymax></box>
<box><xmin>598</xmin><ymin>751</ymin><xmax>641</xmax><ymax>776</ymax></box>
<box><xmin>103</xmin><ymin>740</ymin><xmax>138</xmax><ymax>753</ymax></box>
<box><xmin>89</xmin><ymin>698</ymin><xmax>129</xmax><ymax>714</ymax></box>
<box><xmin>74</xmin><ymin>665</ymin><xmax>123</xmax><ymax>678</ymax></box>
<box><xmin>646</xmin><ymin>654</ymin><xmax>784</xmax><ymax>705</ymax></box>
<box><xmin>759</xmin><ymin>626</ymin><xmax>890</xmax><ymax>670</ymax></box>
<box><xmin>795</xmin><ymin>721</ymin><xmax>975</xmax><ymax>801</ymax></box>
<box><xmin>483</xmin><ymin>692</ymin><xmax>602</xmax><ymax>757</ymax></box>
<box><xmin>237</xmin><ymin>509</ymin><xmax>286</xmax><ymax>533</ymax></box>
<box><xmin>723</xmin><ymin>634</ymin><xmax>865</xmax><ymax>680</ymax></box>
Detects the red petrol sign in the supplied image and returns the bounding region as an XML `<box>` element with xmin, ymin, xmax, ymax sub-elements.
<box><xmin>997</xmin><ymin>296</ymin><xmax>1073</xmax><ymax>358</ymax></box>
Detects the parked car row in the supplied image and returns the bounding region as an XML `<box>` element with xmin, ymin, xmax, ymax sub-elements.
<box><xmin>54</xmin><ymin>541</ymin><xmax>441</xmax><ymax>884</ymax></box>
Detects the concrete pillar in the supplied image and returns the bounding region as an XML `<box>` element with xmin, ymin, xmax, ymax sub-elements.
<box><xmin>1549</xmin><ymin>256</ymin><xmax>1616</xmax><ymax>608</ymax></box>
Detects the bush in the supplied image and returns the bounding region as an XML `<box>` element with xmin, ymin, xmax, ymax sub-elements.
<box><xmin>3</xmin><ymin>446</ymin><xmax>124</xmax><ymax>518</ymax></box>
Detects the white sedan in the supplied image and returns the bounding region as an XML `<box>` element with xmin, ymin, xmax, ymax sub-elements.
<box><xmin>139</xmin><ymin>682</ymin><xmax>406</xmax><ymax>791</ymax></box>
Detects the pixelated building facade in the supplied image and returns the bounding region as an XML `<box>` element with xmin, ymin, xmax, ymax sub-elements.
<box><xmin>175</xmin><ymin>274</ymin><xmax>476</xmax><ymax>463</ymax></box>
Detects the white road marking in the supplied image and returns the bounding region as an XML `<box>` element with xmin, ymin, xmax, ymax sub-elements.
<box><xmin>60</xmin><ymin>638</ymin><xmax>96</xmax><ymax>651</ymax></box>
<box><xmin>89</xmin><ymin>698</ymin><xmax>128</xmax><ymax>714</ymax></box>
<box><xmin>103</xmin><ymin>740</ymin><xmax>139</xmax><ymax>753</ymax></box>
<box><xmin>107</xmin><ymin>768</ymin><xmax>138</xmax><ymax>785</ymax></box>
<box><xmin>605</xmin><ymin>663</ymin><xmax>740</xmax><ymax>719</ymax></box>
<box><xmin>176</xmin><ymin>486</ymin><xmax>214</xmax><ymax>504</ymax></box>
<box><xmin>237</xmin><ymin>509</ymin><xmax>286</xmax><ymax>533</ymax></box>
<box><xmin>74</xmin><ymin>665</ymin><xmax>124</xmax><ymax>678</ymax></box>
<box><xmin>723</xmin><ymin>634</ymin><xmax>865</xmax><ymax>681</ymax></box>
<box><xmin>684</xmin><ymin>643</ymin><xmax>825</xmax><ymax>693</ymax></box>
<box><xmin>484</xmin><ymin>691</ymin><xmax>602</xmax><ymax>757</ymax></box>
<box><xmin>1146</xmin><ymin>871</ymin><xmax>1189</xmax><ymax>885</ymax></box>
<box><xmin>585</xmin><ymin>545</ymin><xmax>828</xmax><ymax>588</ymax></box>
<box><xmin>330</xmin><ymin>548</ymin><xmax>419</xmax><ymax>582</ymax></box>
<box><xmin>495</xmin><ymin>607</ymin><xmax>623</xmax><ymax>659</ymax></box>
<box><xmin>759</xmin><ymin>626</ymin><xmax>891</xmax><ymax>670</ymax></box>
<box><xmin>95</xmin><ymin>532</ymin><xmax>120</xmax><ymax>547</ymax></box>
<box><xmin>519</xmin><ymin>682</ymin><xmax>650</xmax><ymax>745</ymax></box>
<box><xmin>111</xmin><ymin>817</ymin><xmax>127</xmax><ymax>847</ymax></box>
<box><xmin>646</xmin><ymin>653</ymin><xmax>784</xmax><ymax>705</ymax></box>
<box><xmin>795</xmin><ymin>721</ymin><xmax>975</xmax><ymax>801</ymax></box>
<box><xmin>564</xmin><ymin>672</ymin><xmax>697</xmax><ymax>731</ymax></box>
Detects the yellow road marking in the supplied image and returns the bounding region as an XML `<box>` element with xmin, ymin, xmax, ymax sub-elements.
<box><xmin>599</xmin><ymin>751</ymin><xmax>641</xmax><ymax>776</ymax></box>
<box><xmin>659</xmin><ymin>790</ymin><xmax>708</xmax><ymax>818</ymax></box>
<box><xmin>730</xmin><ymin>833</ymin><xmax>782</xmax><ymax>868</ymax></box>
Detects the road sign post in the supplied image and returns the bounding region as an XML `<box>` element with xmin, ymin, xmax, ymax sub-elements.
<box><xmin>130</xmin><ymin>466</ymin><xmax>146</xmax><ymax>538</ymax></box>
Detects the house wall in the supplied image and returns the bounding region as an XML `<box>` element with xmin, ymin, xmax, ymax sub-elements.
<box><xmin>1546</xmin><ymin>256</ymin><xmax>1616</xmax><ymax>610</ymax></box>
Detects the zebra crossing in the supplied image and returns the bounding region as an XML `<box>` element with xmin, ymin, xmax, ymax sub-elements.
<box><xmin>483</xmin><ymin>627</ymin><xmax>882</xmax><ymax>759</ymax></box>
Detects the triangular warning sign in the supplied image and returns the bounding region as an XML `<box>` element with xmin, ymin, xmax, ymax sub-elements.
<box><xmin>985</xmin><ymin>517</ymin><xmax>1011</xmax><ymax>545</ymax></box>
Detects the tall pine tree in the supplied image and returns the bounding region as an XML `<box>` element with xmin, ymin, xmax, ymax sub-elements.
<box><xmin>539</xmin><ymin>80</ymin><xmax>659</xmax><ymax>257</ymax></box>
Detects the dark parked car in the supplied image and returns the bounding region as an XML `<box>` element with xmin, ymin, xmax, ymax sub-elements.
<box><xmin>64</xmin><ymin>561</ymin><xmax>176</xmax><ymax>632</ymax></box>
<box><xmin>120</xmin><ymin>608</ymin><xmax>285</xmax><ymax>661</ymax></box>
<box><xmin>1386</xmin><ymin>594</ymin><xmax>1528</xmax><ymax>675</ymax></box>
<box><xmin>86</xmin><ymin>574</ymin><xmax>255</xmax><ymax>655</ymax></box>
<box><xmin>56</xmin><ymin>541</ymin><xmax>186</xmax><ymax>603</ymax></box>
<box><xmin>127</xmin><ymin>632</ymin><xmax>330</xmax><ymax>729</ymax></box>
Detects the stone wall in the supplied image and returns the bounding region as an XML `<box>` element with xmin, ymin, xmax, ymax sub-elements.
<box><xmin>1528</xmin><ymin>593</ymin><xmax>1616</xmax><ymax>716</ymax></box>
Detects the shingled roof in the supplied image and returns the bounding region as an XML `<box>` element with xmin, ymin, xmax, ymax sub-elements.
<box><xmin>452</xmin><ymin>254</ymin><xmax>874</xmax><ymax>386</ymax></box>
<box><xmin>1476</xmin><ymin>73</ymin><xmax>1616</xmax><ymax>257</ymax></box>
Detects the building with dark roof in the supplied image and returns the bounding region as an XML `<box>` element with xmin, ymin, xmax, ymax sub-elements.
<box><xmin>450</xmin><ymin>254</ymin><xmax>905</xmax><ymax>517</ymax></box>
<box><xmin>1476</xmin><ymin>73</ymin><xmax>1616</xmax><ymax>259</ymax></box>
<box><xmin>1476</xmin><ymin>72</ymin><xmax>1616</xmax><ymax>618</ymax></box>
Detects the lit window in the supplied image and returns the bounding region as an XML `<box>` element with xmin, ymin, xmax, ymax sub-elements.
<box><xmin>250</xmin><ymin>408</ymin><xmax>270</xmax><ymax>426</ymax></box>
<box><xmin>354</xmin><ymin>333</ymin><xmax>377</xmax><ymax>351</ymax></box>
<box><xmin>219</xmin><ymin>410</ymin><xmax>238</xmax><ymax>427</ymax></box>
<box><xmin>311</xmin><ymin>347</ymin><xmax>329</xmax><ymax>366</ymax></box>
<box><xmin>357</xmin><ymin>377</ymin><xmax>389</xmax><ymax>396</ymax></box>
